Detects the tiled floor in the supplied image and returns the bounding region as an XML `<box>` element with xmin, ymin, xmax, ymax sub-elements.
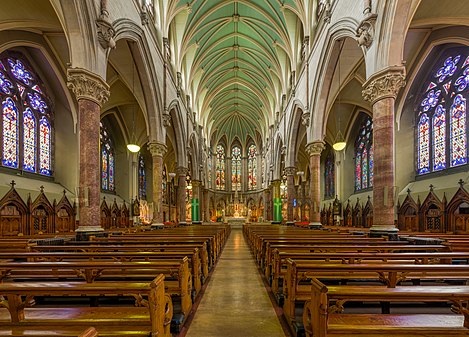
<box><xmin>185</xmin><ymin>228</ymin><xmax>286</xmax><ymax>337</ymax></box>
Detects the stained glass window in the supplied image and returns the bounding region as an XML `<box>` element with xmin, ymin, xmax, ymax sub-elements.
<box><xmin>216</xmin><ymin>144</ymin><xmax>225</xmax><ymax>190</ymax></box>
<box><xmin>355</xmin><ymin>116</ymin><xmax>373</xmax><ymax>191</ymax></box>
<box><xmin>232</xmin><ymin>146</ymin><xmax>241</xmax><ymax>191</ymax></box>
<box><xmin>416</xmin><ymin>49</ymin><xmax>469</xmax><ymax>175</ymax></box>
<box><xmin>100</xmin><ymin>122</ymin><xmax>115</xmax><ymax>192</ymax></box>
<box><xmin>324</xmin><ymin>150</ymin><xmax>334</xmax><ymax>199</ymax></box>
<box><xmin>248</xmin><ymin>144</ymin><xmax>257</xmax><ymax>190</ymax></box>
<box><xmin>23</xmin><ymin>108</ymin><xmax>35</xmax><ymax>172</ymax></box>
<box><xmin>0</xmin><ymin>51</ymin><xmax>53</xmax><ymax>175</ymax></box>
<box><xmin>138</xmin><ymin>153</ymin><xmax>146</xmax><ymax>200</ymax></box>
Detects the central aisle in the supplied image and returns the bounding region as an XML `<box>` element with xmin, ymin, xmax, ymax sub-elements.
<box><xmin>185</xmin><ymin>227</ymin><xmax>286</xmax><ymax>337</ymax></box>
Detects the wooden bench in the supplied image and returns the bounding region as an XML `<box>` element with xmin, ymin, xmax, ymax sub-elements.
<box><xmin>283</xmin><ymin>260</ymin><xmax>469</xmax><ymax>328</ymax></box>
<box><xmin>270</xmin><ymin>250</ymin><xmax>469</xmax><ymax>295</ymax></box>
<box><xmin>32</xmin><ymin>243</ymin><xmax>210</xmax><ymax>278</ymax></box>
<box><xmin>0</xmin><ymin>274</ymin><xmax>172</xmax><ymax>337</ymax></box>
<box><xmin>0</xmin><ymin>259</ymin><xmax>192</xmax><ymax>321</ymax></box>
<box><xmin>303</xmin><ymin>278</ymin><xmax>469</xmax><ymax>337</ymax></box>
<box><xmin>0</xmin><ymin>249</ymin><xmax>204</xmax><ymax>297</ymax></box>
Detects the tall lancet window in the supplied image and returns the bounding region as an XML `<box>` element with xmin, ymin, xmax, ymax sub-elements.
<box><xmin>355</xmin><ymin>117</ymin><xmax>373</xmax><ymax>191</ymax></box>
<box><xmin>248</xmin><ymin>144</ymin><xmax>257</xmax><ymax>190</ymax></box>
<box><xmin>0</xmin><ymin>51</ymin><xmax>53</xmax><ymax>175</ymax></box>
<box><xmin>232</xmin><ymin>146</ymin><xmax>241</xmax><ymax>191</ymax></box>
<box><xmin>324</xmin><ymin>150</ymin><xmax>335</xmax><ymax>199</ymax></box>
<box><xmin>417</xmin><ymin>49</ymin><xmax>469</xmax><ymax>175</ymax></box>
<box><xmin>100</xmin><ymin>122</ymin><xmax>115</xmax><ymax>192</ymax></box>
<box><xmin>215</xmin><ymin>144</ymin><xmax>225</xmax><ymax>190</ymax></box>
<box><xmin>138</xmin><ymin>153</ymin><xmax>146</xmax><ymax>200</ymax></box>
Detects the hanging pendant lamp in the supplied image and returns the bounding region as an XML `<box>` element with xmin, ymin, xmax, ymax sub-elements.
<box><xmin>127</xmin><ymin>41</ymin><xmax>140</xmax><ymax>153</ymax></box>
<box><xmin>332</xmin><ymin>40</ymin><xmax>346</xmax><ymax>152</ymax></box>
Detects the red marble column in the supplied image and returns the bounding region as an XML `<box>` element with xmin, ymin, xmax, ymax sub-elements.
<box><xmin>149</xmin><ymin>142</ymin><xmax>166</xmax><ymax>226</ymax></box>
<box><xmin>263</xmin><ymin>188</ymin><xmax>271</xmax><ymax>222</ymax></box>
<box><xmin>362</xmin><ymin>66</ymin><xmax>406</xmax><ymax>234</ymax></box>
<box><xmin>306</xmin><ymin>141</ymin><xmax>325</xmax><ymax>228</ymax></box>
<box><xmin>285</xmin><ymin>167</ymin><xmax>297</xmax><ymax>225</ymax></box>
<box><xmin>203</xmin><ymin>188</ymin><xmax>209</xmax><ymax>222</ymax></box>
<box><xmin>176</xmin><ymin>166</ymin><xmax>188</xmax><ymax>225</ymax></box>
<box><xmin>67</xmin><ymin>68</ymin><xmax>110</xmax><ymax>236</ymax></box>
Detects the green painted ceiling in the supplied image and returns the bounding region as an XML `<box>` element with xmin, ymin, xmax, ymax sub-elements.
<box><xmin>171</xmin><ymin>0</ymin><xmax>303</xmax><ymax>146</ymax></box>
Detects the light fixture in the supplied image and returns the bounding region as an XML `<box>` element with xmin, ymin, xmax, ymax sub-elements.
<box><xmin>127</xmin><ymin>41</ymin><xmax>140</xmax><ymax>153</ymax></box>
<box><xmin>332</xmin><ymin>40</ymin><xmax>346</xmax><ymax>152</ymax></box>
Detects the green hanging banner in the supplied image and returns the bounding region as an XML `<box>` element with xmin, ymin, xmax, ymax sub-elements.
<box><xmin>273</xmin><ymin>198</ymin><xmax>282</xmax><ymax>223</ymax></box>
<box><xmin>191</xmin><ymin>198</ymin><xmax>200</xmax><ymax>222</ymax></box>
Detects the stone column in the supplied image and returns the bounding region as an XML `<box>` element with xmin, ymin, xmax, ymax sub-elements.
<box><xmin>191</xmin><ymin>180</ymin><xmax>202</xmax><ymax>224</ymax></box>
<box><xmin>362</xmin><ymin>66</ymin><xmax>405</xmax><ymax>238</ymax></box>
<box><xmin>203</xmin><ymin>188</ymin><xmax>210</xmax><ymax>222</ymax></box>
<box><xmin>176</xmin><ymin>166</ymin><xmax>188</xmax><ymax>225</ymax></box>
<box><xmin>226</xmin><ymin>156</ymin><xmax>232</xmax><ymax>191</ymax></box>
<box><xmin>285</xmin><ymin>167</ymin><xmax>297</xmax><ymax>225</ymax></box>
<box><xmin>306</xmin><ymin>140</ymin><xmax>325</xmax><ymax>229</ymax></box>
<box><xmin>263</xmin><ymin>188</ymin><xmax>271</xmax><ymax>222</ymax></box>
<box><xmin>148</xmin><ymin>142</ymin><xmax>166</xmax><ymax>228</ymax></box>
<box><xmin>271</xmin><ymin>179</ymin><xmax>282</xmax><ymax>224</ymax></box>
<box><xmin>67</xmin><ymin>68</ymin><xmax>110</xmax><ymax>239</ymax></box>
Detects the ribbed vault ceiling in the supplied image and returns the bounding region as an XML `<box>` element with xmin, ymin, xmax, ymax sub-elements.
<box><xmin>170</xmin><ymin>0</ymin><xmax>303</xmax><ymax>146</ymax></box>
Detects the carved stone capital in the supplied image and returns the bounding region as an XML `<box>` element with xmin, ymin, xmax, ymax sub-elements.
<box><xmin>301</xmin><ymin>110</ymin><xmax>310</xmax><ymax>127</ymax></box>
<box><xmin>284</xmin><ymin>167</ymin><xmax>297</xmax><ymax>176</ymax></box>
<box><xmin>305</xmin><ymin>140</ymin><xmax>325</xmax><ymax>156</ymax></box>
<box><xmin>362</xmin><ymin>66</ymin><xmax>406</xmax><ymax>105</ymax></box>
<box><xmin>148</xmin><ymin>142</ymin><xmax>167</xmax><ymax>157</ymax></box>
<box><xmin>356</xmin><ymin>14</ymin><xmax>377</xmax><ymax>50</ymax></box>
<box><xmin>67</xmin><ymin>68</ymin><xmax>110</xmax><ymax>106</ymax></box>
<box><xmin>192</xmin><ymin>180</ymin><xmax>201</xmax><ymax>187</ymax></box>
<box><xmin>176</xmin><ymin>166</ymin><xmax>188</xmax><ymax>176</ymax></box>
<box><xmin>96</xmin><ymin>2</ymin><xmax>115</xmax><ymax>50</ymax></box>
<box><xmin>162</xmin><ymin>109</ymin><xmax>171</xmax><ymax>127</ymax></box>
<box><xmin>140</xmin><ymin>9</ymin><xmax>149</xmax><ymax>26</ymax></box>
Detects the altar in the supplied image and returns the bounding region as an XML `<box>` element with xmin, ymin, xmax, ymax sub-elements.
<box><xmin>225</xmin><ymin>217</ymin><xmax>246</xmax><ymax>228</ymax></box>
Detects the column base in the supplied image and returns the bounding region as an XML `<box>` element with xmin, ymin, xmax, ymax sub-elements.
<box><xmin>192</xmin><ymin>221</ymin><xmax>202</xmax><ymax>225</ymax></box>
<box><xmin>286</xmin><ymin>221</ymin><xmax>295</xmax><ymax>226</ymax></box>
<box><xmin>150</xmin><ymin>222</ymin><xmax>165</xmax><ymax>230</ymax></box>
<box><xmin>178</xmin><ymin>221</ymin><xmax>189</xmax><ymax>226</ymax></box>
<box><xmin>75</xmin><ymin>226</ymin><xmax>105</xmax><ymax>241</ymax></box>
<box><xmin>271</xmin><ymin>221</ymin><xmax>282</xmax><ymax>224</ymax></box>
<box><xmin>308</xmin><ymin>222</ymin><xmax>323</xmax><ymax>230</ymax></box>
<box><xmin>369</xmin><ymin>225</ymin><xmax>399</xmax><ymax>241</ymax></box>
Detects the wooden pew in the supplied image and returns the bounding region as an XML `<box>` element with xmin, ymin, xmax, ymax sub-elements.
<box><xmin>0</xmin><ymin>274</ymin><xmax>172</xmax><ymax>337</ymax></box>
<box><xmin>303</xmin><ymin>278</ymin><xmax>469</xmax><ymax>337</ymax></box>
<box><xmin>0</xmin><ymin>249</ymin><xmax>203</xmax><ymax>297</ymax></box>
<box><xmin>283</xmin><ymin>260</ymin><xmax>469</xmax><ymax>328</ymax></box>
<box><xmin>0</xmin><ymin>259</ymin><xmax>192</xmax><ymax>320</ymax></box>
<box><xmin>270</xmin><ymin>250</ymin><xmax>469</xmax><ymax>295</ymax></box>
<box><xmin>32</xmin><ymin>243</ymin><xmax>210</xmax><ymax>279</ymax></box>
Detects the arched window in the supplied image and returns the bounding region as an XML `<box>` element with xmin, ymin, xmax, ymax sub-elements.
<box><xmin>417</xmin><ymin>49</ymin><xmax>469</xmax><ymax>174</ymax></box>
<box><xmin>216</xmin><ymin>144</ymin><xmax>225</xmax><ymax>190</ymax></box>
<box><xmin>355</xmin><ymin>117</ymin><xmax>373</xmax><ymax>191</ymax></box>
<box><xmin>100</xmin><ymin>122</ymin><xmax>115</xmax><ymax>192</ymax></box>
<box><xmin>248</xmin><ymin>144</ymin><xmax>257</xmax><ymax>190</ymax></box>
<box><xmin>232</xmin><ymin>145</ymin><xmax>241</xmax><ymax>191</ymax></box>
<box><xmin>0</xmin><ymin>51</ymin><xmax>53</xmax><ymax>175</ymax></box>
<box><xmin>324</xmin><ymin>150</ymin><xmax>335</xmax><ymax>199</ymax></box>
<box><xmin>138</xmin><ymin>153</ymin><xmax>146</xmax><ymax>200</ymax></box>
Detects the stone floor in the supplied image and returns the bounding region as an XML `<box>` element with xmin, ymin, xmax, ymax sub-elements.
<box><xmin>184</xmin><ymin>228</ymin><xmax>286</xmax><ymax>337</ymax></box>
